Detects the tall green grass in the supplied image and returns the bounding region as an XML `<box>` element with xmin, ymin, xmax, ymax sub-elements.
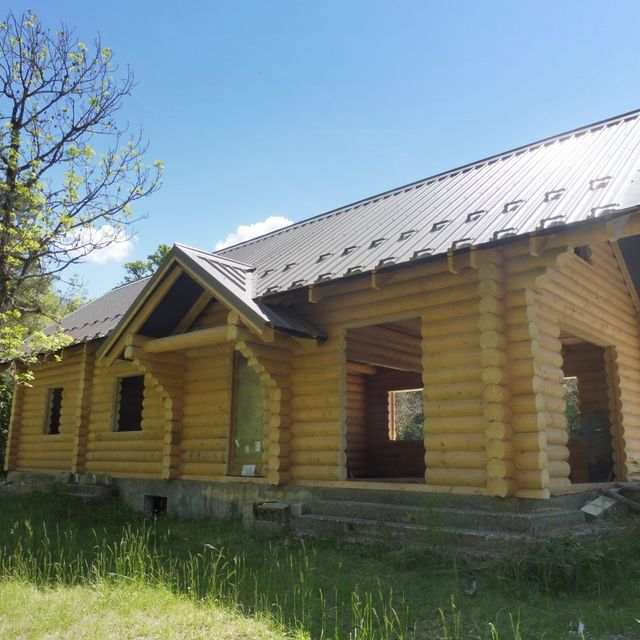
<box><xmin>1</xmin><ymin>491</ymin><xmax>639</xmax><ymax>639</ymax></box>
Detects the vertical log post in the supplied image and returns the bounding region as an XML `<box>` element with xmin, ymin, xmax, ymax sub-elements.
<box><xmin>478</xmin><ymin>252</ymin><xmax>516</xmax><ymax>497</ymax></box>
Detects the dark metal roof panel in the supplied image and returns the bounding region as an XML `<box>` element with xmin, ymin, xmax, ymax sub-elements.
<box><xmin>218</xmin><ymin>110</ymin><xmax>640</xmax><ymax>295</ymax></box>
<box><xmin>44</xmin><ymin>277</ymin><xmax>150</xmax><ymax>345</ymax></box>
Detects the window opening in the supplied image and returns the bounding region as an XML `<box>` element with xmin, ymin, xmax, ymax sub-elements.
<box><xmin>44</xmin><ymin>387</ymin><xmax>63</xmax><ymax>434</ymax></box>
<box><xmin>114</xmin><ymin>375</ymin><xmax>145</xmax><ymax>432</ymax></box>
<box><xmin>144</xmin><ymin>495</ymin><xmax>167</xmax><ymax>517</ymax></box>
<box><xmin>228</xmin><ymin>355</ymin><xmax>265</xmax><ymax>477</ymax></box>
<box><xmin>388</xmin><ymin>389</ymin><xmax>424</xmax><ymax>441</ymax></box>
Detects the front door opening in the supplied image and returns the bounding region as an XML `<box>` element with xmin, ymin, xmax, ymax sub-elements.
<box><xmin>345</xmin><ymin>318</ymin><xmax>425</xmax><ymax>482</ymax></box>
<box><xmin>561</xmin><ymin>335</ymin><xmax>615</xmax><ymax>483</ymax></box>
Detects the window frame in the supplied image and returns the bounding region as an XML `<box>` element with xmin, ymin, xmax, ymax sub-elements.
<box><xmin>227</xmin><ymin>352</ymin><xmax>265</xmax><ymax>477</ymax></box>
<box><xmin>112</xmin><ymin>374</ymin><xmax>145</xmax><ymax>432</ymax></box>
<box><xmin>388</xmin><ymin>387</ymin><xmax>424</xmax><ymax>442</ymax></box>
<box><xmin>43</xmin><ymin>387</ymin><xmax>64</xmax><ymax>435</ymax></box>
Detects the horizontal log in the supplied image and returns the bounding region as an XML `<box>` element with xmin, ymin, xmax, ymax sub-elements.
<box><xmin>516</xmin><ymin>451</ymin><xmax>547</xmax><ymax>470</ymax></box>
<box><xmin>427</xmin><ymin>468</ymin><xmax>486</xmax><ymax>487</ymax></box>
<box><xmin>516</xmin><ymin>468</ymin><xmax>549</xmax><ymax>490</ymax></box>
<box><xmin>548</xmin><ymin>460</ymin><xmax>570</xmax><ymax>478</ymax></box>
<box><xmin>179</xmin><ymin>462</ymin><xmax>227</xmax><ymax>477</ymax></box>
<box><xmin>426</xmin><ymin>433</ymin><xmax>486</xmax><ymax>451</ymax></box>
<box><xmin>426</xmin><ymin>451</ymin><xmax>486</xmax><ymax>469</ymax></box>
<box><xmin>486</xmin><ymin>458</ymin><xmax>515</xmax><ymax>479</ymax></box>
<box><xmin>290</xmin><ymin>435</ymin><xmax>343</xmax><ymax>451</ymax></box>
<box><xmin>290</xmin><ymin>451</ymin><xmax>346</xmax><ymax>466</ymax></box>
<box><xmin>487</xmin><ymin>477</ymin><xmax>516</xmax><ymax>497</ymax></box>
<box><xmin>428</xmin><ymin>415</ymin><xmax>487</xmax><ymax>434</ymax></box>
<box><xmin>290</xmin><ymin>464</ymin><xmax>346</xmax><ymax>481</ymax></box>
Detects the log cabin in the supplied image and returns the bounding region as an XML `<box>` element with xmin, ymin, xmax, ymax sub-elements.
<box><xmin>6</xmin><ymin>109</ymin><xmax>640</xmax><ymax>517</ymax></box>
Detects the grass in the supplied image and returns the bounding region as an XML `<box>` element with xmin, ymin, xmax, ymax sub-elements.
<box><xmin>0</xmin><ymin>491</ymin><xmax>639</xmax><ymax>639</ymax></box>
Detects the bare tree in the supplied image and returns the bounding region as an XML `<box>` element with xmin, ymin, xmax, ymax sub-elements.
<box><xmin>0</xmin><ymin>11</ymin><xmax>162</xmax><ymax>361</ymax></box>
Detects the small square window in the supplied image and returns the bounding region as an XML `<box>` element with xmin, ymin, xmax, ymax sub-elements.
<box><xmin>44</xmin><ymin>387</ymin><xmax>63</xmax><ymax>435</ymax></box>
<box><xmin>114</xmin><ymin>375</ymin><xmax>145</xmax><ymax>432</ymax></box>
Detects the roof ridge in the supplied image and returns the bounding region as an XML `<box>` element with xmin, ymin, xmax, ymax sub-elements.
<box><xmin>215</xmin><ymin>107</ymin><xmax>640</xmax><ymax>254</ymax></box>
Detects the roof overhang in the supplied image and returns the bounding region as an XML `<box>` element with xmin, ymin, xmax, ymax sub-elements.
<box><xmin>97</xmin><ymin>244</ymin><xmax>323</xmax><ymax>364</ymax></box>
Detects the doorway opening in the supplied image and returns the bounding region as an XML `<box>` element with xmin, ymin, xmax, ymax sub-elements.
<box><xmin>345</xmin><ymin>318</ymin><xmax>425</xmax><ymax>482</ymax></box>
<box><xmin>561</xmin><ymin>335</ymin><xmax>615</xmax><ymax>483</ymax></box>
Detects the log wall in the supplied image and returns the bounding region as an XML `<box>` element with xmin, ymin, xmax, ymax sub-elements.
<box><xmin>85</xmin><ymin>359</ymin><xmax>164</xmax><ymax>478</ymax></box>
<box><xmin>13</xmin><ymin>347</ymin><xmax>84</xmax><ymax>472</ymax></box>
<box><xmin>533</xmin><ymin>242</ymin><xmax>640</xmax><ymax>483</ymax></box>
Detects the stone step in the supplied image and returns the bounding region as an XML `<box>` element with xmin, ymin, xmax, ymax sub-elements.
<box><xmin>298</xmin><ymin>513</ymin><xmax>532</xmax><ymax>553</ymax></box>
<box><xmin>305</xmin><ymin>499</ymin><xmax>585</xmax><ymax>533</ymax></box>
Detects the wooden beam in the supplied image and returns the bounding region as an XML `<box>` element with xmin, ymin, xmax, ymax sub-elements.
<box><xmin>529</xmin><ymin>233</ymin><xmax>555</xmax><ymax>257</ymax></box>
<box><xmin>172</xmin><ymin>291</ymin><xmax>213</xmax><ymax>335</ymax></box>
<box><xmin>143</xmin><ymin>325</ymin><xmax>229</xmax><ymax>353</ymax></box>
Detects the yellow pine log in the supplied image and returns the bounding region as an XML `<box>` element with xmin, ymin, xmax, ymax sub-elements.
<box><xmin>423</xmin><ymin>365</ymin><xmax>484</xmax><ymax>384</ymax></box>
<box><xmin>16</xmin><ymin>450</ymin><xmax>71</xmax><ymax>462</ymax></box>
<box><xmin>486</xmin><ymin>458</ymin><xmax>515</xmax><ymax>479</ymax></box>
<box><xmin>516</xmin><ymin>451</ymin><xmax>548</xmax><ymax>470</ymax></box>
<box><xmin>540</xmin><ymin>281</ymin><xmax>638</xmax><ymax>336</ymax></box>
<box><xmin>478</xmin><ymin>296</ymin><xmax>506</xmax><ymax>316</ymax></box>
<box><xmin>86</xmin><ymin>461</ymin><xmax>160</xmax><ymax>474</ymax></box>
<box><xmin>426</xmin><ymin>433</ymin><xmax>486</xmax><ymax>451</ymax></box>
<box><xmin>480</xmin><ymin>367</ymin><xmax>510</xmax><ymax>386</ymax></box>
<box><xmin>290</xmin><ymin>465</ymin><xmax>346</xmax><ymax>481</ymax></box>
<box><xmin>423</xmin><ymin>349</ymin><xmax>481</xmax><ymax>368</ymax></box>
<box><xmin>179</xmin><ymin>462</ymin><xmax>227</xmax><ymax>477</ymax></box>
<box><xmin>479</xmin><ymin>331</ymin><xmax>507</xmax><ymax>351</ymax></box>
<box><xmin>546</xmin><ymin>428</ymin><xmax>569</xmax><ymax>446</ymax></box>
<box><xmin>292</xmin><ymin>395</ymin><xmax>341</xmax><ymax>410</ymax></box>
<box><xmin>484</xmin><ymin>403</ymin><xmax>511</xmax><ymax>423</ymax></box>
<box><xmin>483</xmin><ymin>385</ymin><xmax>511</xmax><ymax>404</ymax></box>
<box><xmin>427</xmin><ymin>468</ymin><xmax>486</xmax><ymax>487</ymax></box>
<box><xmin>290</xmin><ymin>451</ymin><xmax>346</xmax><ymax>466</ymax></box>
<box><xmin>421</xmin><ymin>331</ymin><xmax>480</xmax><ymax>353</ymax></box>
<box><xmin>86</xmin><ymin>450</ymin><xmax>162</xmax><ymax>462</ymax></box>
<box><xmin>428</xmin><ymin>416</ymin><xmax>487</xmax><ymax>434</ymax></box>
<box><xmin>268</xmin><ymin>441</ymin><xmax>291</xmax><ymax>458</ymax></box>
<box><xmin>422</xmin><ymin>315</ymin><xmax>478</xmax><ymax>338</ymax></box>
<box><xmin>325</xmin><ymin>287</ymin><xmax>480</xmax><ymax>326</ymax></box>
<box><xmin>548</xmin><ymin>478</ymin><xmax>571</xmax><ymax>494</ymax></box>
<box><xmin>290</xmin><ymin>421</ymin><xmax>341</xmax><ymax>437</ymax></box>
<box><xmin>180</xmin><ymin>438</ymin><xmax>228</xmax><ymax>451</ymax></box>
<box><xmin>426</xmin><ymin>399</ymin><xmax>484</xmax><ymax>418</ymax></box>
<box><xmin>516</xmin><ymin>468</ymin><xmax>549</xmax><ymax>490</ymax></box>
<box><xmin>485</xmin><ymin>422</ymin><xmax>513</xmax><ymax>440</ymax></box>
<box><xmin>504</xmin><ymin>269</ymin><xmax>549</xmax><ymax>292</ymax></box>
<box><xmin>486</xmin><ymin>440</ymin><xmax>514</xmax><ymax>459</ymax></box>
<box><xmin>554</xmin><ymin>259</ymin><xmax>637</xmax><ymax>313</ymax></box>
<box><xmin>425</xmin><ymin>381</ymin><xmax>484</xmax><ymax>401</ymax></box>
<box><xmin>425</xmin><ymin>451</ymin><xmax>486</xmax><ymax>469</ymax></box>
<box><xmin>513</xmin><ymin>432</ymin><xmax>546</xmax><ymax>451</ymax></box>
<box><xmin>478</xmin><ymin>314</ymin><xmax>506</xmax><ymax>333</ymax></box>
<box><xmin>487</xmin><ymin>477</ymin><xmax>517</xmax><ymax>497</ymax></box>
<box><xmin>512</xmin><ymin>412</ymin><xmax>544</xmax><ymax>432</ymax></box>
<box><xmin>480</xmin><ymin>348</ymin><xmax>507</xmax><ymax>368</ymax></box>
<box><xmin>504</xmin><ymin>249</ymin><xmax>565</xmax><ymax>275</ymax></box>
<box><xmin>181</xmin><ymin>450</ymin><xmax>226</xmax><ymax>463</ymax></box>
<box><xmin>515</xmin><ymin>488</ymin><xmax>551</xmax><ymax>499</ymax></box>
<box><xmin>291</xmin><ymin>406</ymin><xmax>341</xmax><ymax>422</ymax></box>
<box><xmin>267</xmin><ymin>470</ymin><xmax>289</xmax><ymax>485</ymax></box>
<box><xmin>351</xmin><ymin>326</ymin><xmax>421</xmax><ymax>351</ymax></box>
<box><xmin>548</xmin><ymin>460</ymin><xmax>571</xmax><ymax>478</ymax></box>
<box><xmin>347</xmin><ymin>347</ymin><xmax>420</xmax><ymax>370</ymax></box>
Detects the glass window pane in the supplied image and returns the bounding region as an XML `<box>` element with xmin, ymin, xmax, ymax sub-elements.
<box><xmin>229</xmin><ymin>356</ymin><xmax>265</xmax><ymax>476</ymax></box>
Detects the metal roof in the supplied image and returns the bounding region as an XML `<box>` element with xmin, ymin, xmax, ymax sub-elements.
<box><xmin>173</xmin><ymin>244</ymin><xmax>323</xmax><ymax>337</ymax></box>
<box><xmin>218</xmin><ymin>109</ymin><xmax>640</xmax><ymax>296</ymax></box>
<box><xmin>44</xmin><ymin>277</ymin><xmax>149</xmax><ymax>345</ymax></box>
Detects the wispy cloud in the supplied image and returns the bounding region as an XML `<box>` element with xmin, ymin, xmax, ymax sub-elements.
<box><xmin>215</xmin><ymin>216</ymin><xmax>292</xmax><ymax>250</ymax></box>
<box><xmin>62</xmin><ymin>224</ymin><xmax>136</xmax><ymax>265</ymax></box>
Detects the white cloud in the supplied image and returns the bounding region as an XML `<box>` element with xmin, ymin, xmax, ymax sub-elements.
<box><xmin>215</xmin><ymin>215</ymin><xmax>293</xmax><ymax>250</ymax></box>
<box><xmin>62</xmin><ymin>224</ymin><xmax>136</xmax><ymax>265</ymax></box>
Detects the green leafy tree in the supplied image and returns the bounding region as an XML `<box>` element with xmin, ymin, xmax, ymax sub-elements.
<box><xmin>0</xmin><ymin>11</ymin><xmax>162</xmax><ymax>367</ymax></box>
<box><xmin>121</xmin><ymin>243</ymin><xmax>171</xmax><ymax>283</ymax></box>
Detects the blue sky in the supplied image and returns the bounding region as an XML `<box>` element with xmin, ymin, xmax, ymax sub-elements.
<box><xmin>11</xmin><ymin>0</ymin><xmax>640</xmax><ymax>298</ymax></box>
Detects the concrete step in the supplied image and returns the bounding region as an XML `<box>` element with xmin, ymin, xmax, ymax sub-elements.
<box><xmin>58</xmin><ymin>484</ymin><xmax>115</xmax><ymax>502</ymax></box>
<box><xmin>311</xmin><ymin>485</ymin><xmax>598</xmax><ymax>513</ymax></box>
<box><xmin>305</xmin><ymin>499</ymin><xmax>585</xmax><ymax>533</ymax></box>
<box><xmin>298</xmin><ymin>513</ymin><xmax>532</xmax><ymax>553</ymax></box>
